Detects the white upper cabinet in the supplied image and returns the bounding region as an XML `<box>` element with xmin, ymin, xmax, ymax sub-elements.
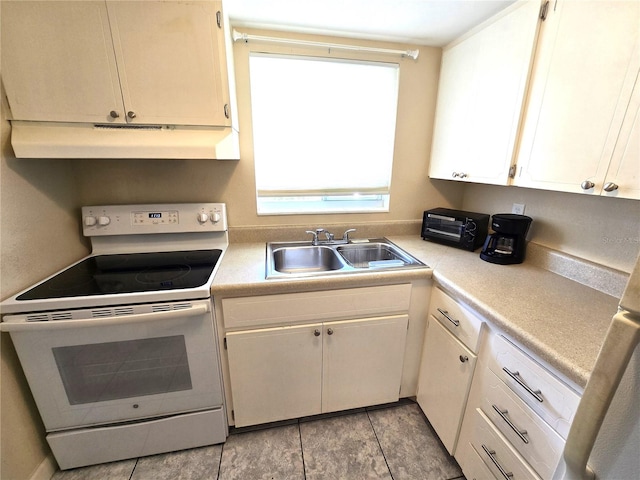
<box><xmin>429</xmin><ymin>0</ymin><xmax>542</xmax><ymax>185</ymax></box>
<box><xmin>513</xmin><ymin>0</ymin><xmax>640</xmax><ymax>198</ymax></box>
<box><xmin>2</xmin><ymin>0</ymin><xmax>234</xmax><ymax>127</ymax></box>
<box><xmin>602</xmin><ymin>73</ymin><xmax>640</xmax><ymax>199</ymax></box>
<box><xmin>2</xmin><ymin>1</ymin><xmax>123</xmax><ymax>124</ymax></box>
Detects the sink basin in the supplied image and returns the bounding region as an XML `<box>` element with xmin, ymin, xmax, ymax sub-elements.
<box><xmin>266</xmin><ymin>238</ymin><xmax>426</xmax><ymax>279</ymax></box>
<box><xmin>271</xmin><ymin>245</ymin><xmax>345</xmax><ymax>274</ymax></box>
<box><xmin>336</xmin><ymin>243</ymin><xmax>414</xmax><ymax>268</ymax></box>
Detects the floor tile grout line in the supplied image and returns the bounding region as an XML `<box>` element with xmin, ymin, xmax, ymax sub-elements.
<box><xmin>297</xmin><ymin>420</ymin><xmax>308</xmax><ymax>480</ymax></box>
<box><xmin>216</xmin><ymin>442</ymin><xmax>226</xmax><ymax>480</ymax></box>
<box><xmin>365</xmin><ymin>408</ymin><xmax>395</xmax><ymax>480</ymax></box>
<box><xmin>128</xmin><ymin>457</ymin><xmax>140</xmax><ymax>480</ymax></box>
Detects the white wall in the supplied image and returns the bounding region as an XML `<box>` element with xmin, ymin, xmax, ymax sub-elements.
<box><xmin>0</xmin><ymin>90</ymin><xmax>87</xmax><ymax>480</ymax></box>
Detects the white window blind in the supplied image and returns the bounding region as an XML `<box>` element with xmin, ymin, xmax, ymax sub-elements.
<box><xmin>249</xmin><ymin>53</ymin><xmax>400</xmax><ymax>214</ymax></box>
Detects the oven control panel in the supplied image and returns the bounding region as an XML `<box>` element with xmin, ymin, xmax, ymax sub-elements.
<box><xmin>82</xmin><ymin>203</ymin><xmax>227</xmax><ymax>236</ymax></box>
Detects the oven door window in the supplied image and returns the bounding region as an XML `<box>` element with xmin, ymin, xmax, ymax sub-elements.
<box><xmin>426</xmin><ymin>218</ymin><xmax>464</xmax><ymax>240</ymax></box>
<box><xmin>53</xmin><ymin>336</ymin><xmax>192</xmax><ymax>405</ymax></box>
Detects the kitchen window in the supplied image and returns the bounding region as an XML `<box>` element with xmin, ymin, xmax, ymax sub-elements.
<box><xmin>249</xmin><ymin>53</ymin><xmax>400</xmax><ymax>215</ymax></box>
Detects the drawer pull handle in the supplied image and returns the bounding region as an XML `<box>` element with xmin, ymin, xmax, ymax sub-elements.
<box><xmin>481</xmin><ymin>444</ymin><xmax>514</xmax><ymax>479</ymax></box>
<box><xmin>502</xmin><ymin>367</ymin><xmax>543</xmax><ymax>402</ymax></box>
<box><xmin>437</xmin><ymin>308</ymin><xmax>460</xmax><ymax>327</ymax></box>
<box><xmin>492</xmin><ymin>404</ymin><xmax>529</xmax><ymax>444</ymax></box>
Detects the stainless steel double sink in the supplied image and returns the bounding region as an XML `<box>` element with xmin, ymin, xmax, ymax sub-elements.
<box><xmin>266</xmin><ymin>238</ymin><xmax>426</xmax><ymax>279</ymax></box>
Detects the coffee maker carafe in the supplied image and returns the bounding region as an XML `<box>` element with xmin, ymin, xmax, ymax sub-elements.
<box><xmin>480</xmin><ymin>214</ymin><xmax>532</xmax><ymax>265</ymax></box>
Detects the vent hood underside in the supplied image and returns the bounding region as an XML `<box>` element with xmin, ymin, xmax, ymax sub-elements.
<box><xmin>9</xmin><ymin>121</ymin><xmax>240</xmax><ymax>160</ymax></box>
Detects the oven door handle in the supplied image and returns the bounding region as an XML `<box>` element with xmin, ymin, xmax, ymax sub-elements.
<box><xmin>0</xmin><ymin>303</ymin><xmax>209</xmax><ymax>332</ymax></box>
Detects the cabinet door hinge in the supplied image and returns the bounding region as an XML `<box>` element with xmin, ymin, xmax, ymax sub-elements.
<box><xmin>508</xmin><ymin>164</ymin><xmax>517</xmax><ymax>178</ymax></box>
<box><xmin>231</xmin><ymin>409</ymin><xmax>234</xmax><ymax>421</ymax></box>
<box><xmin>223</xmin><ymin>337</ymin><xmax>227</xmax><ymax>350</ymax></box>
<box><xmin>540</xmin><ymin>0</ymin><xmax>550</xmax><ymax>20</ymax></box>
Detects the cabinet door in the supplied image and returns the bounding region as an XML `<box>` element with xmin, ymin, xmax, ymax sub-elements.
<box><xmin>322</xmin><ymin>315</ymin><xmax>408</xmax><ymax>413</ymax></box>
<box><xmin>514</xmin><ymin>0</ymin><xmax>640</xmax><ymax>194</ymax></box>
<box><xmin>226</xmin><ymin>323</ymin><xmax>323</xmax><ymax>427</ymax></box>
<box><xmin>1</xmin><ymin>1</ymin><xmax>125</xmax><ymax>123</ymax></box>
<box><xmin>429</xmin><ymin>0</ymin><xmax>541</xmax><ymax>185</ymax></box>
<box><xmin>107</xmin><ymin>1</ymin><xmax>230</xmax><ymax>126</ymax></box>
<box><xmin>602</xmin><ymin>70</ymin><xmax>640</xmax><ymax>200</ymax></box>
<box><xmin>416</xmin><ymin>317</ymin><xmax>477</xmax><ymax>455</ymax></box>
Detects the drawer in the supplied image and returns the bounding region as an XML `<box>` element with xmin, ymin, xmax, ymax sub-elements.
<box><xmin>222</xmin><ymin>284</ymin><xmax>411</xmax><ymax>329</ymax></box>
<box><xmin>480</xmin><ymin>368</ymin><xmax>564</xmax><ymax>479</ymax></box>
<box><xmin>487</xmin><ymin>335</ymin><xmax>581</xmax><ymax>438</ymax></box>
<box><xmin>471</xmin><ymin>408</ymin><xmax>541</xmax><ymax>480</ymax></box>
<box><xmin>429</xmin><ymin>287</ymin><xmax>484</xmax><ymax>352</ymax></box>
<box><xmin>462</xmin><ymin>442</ymin><xmax>498</xmax><ymax>480</ymax></box>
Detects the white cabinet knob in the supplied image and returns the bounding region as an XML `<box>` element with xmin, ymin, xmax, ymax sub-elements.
<box><xmin>98</xmin><ymin>216</ymin><xmax>111</xmax><ymax>226</ymax></box>
<box><xmin>84</xmin><ymin>216</ymin><xmax>97</xmax><ymax>226</ymax></box>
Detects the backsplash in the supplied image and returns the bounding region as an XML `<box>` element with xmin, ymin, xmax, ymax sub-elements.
<box><xmin>527</xmin><ymin>242</ymin><xmax>630</xmax><ymax>299</ymax></box>
<box><xmin>229</xmin><ymin>220</ymin><xmax>422</xmax><ymax>244</ymax></box>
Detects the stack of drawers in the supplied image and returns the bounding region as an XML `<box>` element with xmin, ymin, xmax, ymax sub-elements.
<box><xmin>460</xmin><ymin>334</ymin><xmax>581</xmax><ymax>479</ymax></box>
<box><xmin>416</xmin><ymin>287</ymin><xmax>484</xmax><ymax>454</ymax></box>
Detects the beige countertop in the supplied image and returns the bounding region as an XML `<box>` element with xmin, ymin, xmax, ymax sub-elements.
<box><xmin>212</xmin><ymin>235</ymin><xmax>622</xmax><ymax>389</ymax></box>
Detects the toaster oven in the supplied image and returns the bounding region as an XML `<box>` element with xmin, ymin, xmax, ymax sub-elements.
<box><xmin>421</xmin><ymin>208</ymin><xmax>489</xmax><ymax>251</ymax></box>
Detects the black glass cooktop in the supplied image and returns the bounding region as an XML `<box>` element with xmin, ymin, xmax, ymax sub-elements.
<box><xmin>17</xmin><ymin>249</ymin><xmax>222</xmax><ymax>300</ymax></box>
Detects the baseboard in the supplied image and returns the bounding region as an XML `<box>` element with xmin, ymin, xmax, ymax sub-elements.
<box><xmin>29</xmin><ymin>454</ymin><xmax>57</xmax><ymax>480</ymax></box>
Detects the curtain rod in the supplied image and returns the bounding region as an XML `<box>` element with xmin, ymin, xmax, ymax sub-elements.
<box><xmin>232</xmin><ymin>29</ymin><xmax>419</xmax><ymax>60</ymax></box>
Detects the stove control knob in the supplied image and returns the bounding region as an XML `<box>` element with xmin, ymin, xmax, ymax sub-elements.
<box><xmin>197</xmin><ymin>213</ymin><xmax>209</xmax><ymax>224</ymax></box>
<box><xmin>211</xmin><ymin>212</ymin><xmax>222</xmax><ymax>224</ymax></box>
<box><xmin>84</xmin><ymin>216</ymin><xmax>97</xmax><ymax>227</ymax></box>
<box><xmin>98</xmin><ymin>216</ymin><xmax>111</xmax><ymax>226</ymax></box>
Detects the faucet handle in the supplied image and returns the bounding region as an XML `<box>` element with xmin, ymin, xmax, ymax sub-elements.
<box><xmin>342</xmin><ymin>228</ymin><xmax>356</xmax><ymax>242</ymax></box>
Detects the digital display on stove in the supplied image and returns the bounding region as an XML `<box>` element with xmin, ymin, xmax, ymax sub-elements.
<box><xmin>16</xmin><ymin>249</ymin><xmax>222</xmax><ymax>300</ymax></box>
<box><xmin>132</xmin><ymin>210</ymin><xmax>178</xmax><ymax>225</ymax></box>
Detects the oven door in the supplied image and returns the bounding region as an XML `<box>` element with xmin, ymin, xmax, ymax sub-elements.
<box><xmin>2</xmin><ymin>299</ymin><xmax>223</xmax><ymax>431</ymax></box>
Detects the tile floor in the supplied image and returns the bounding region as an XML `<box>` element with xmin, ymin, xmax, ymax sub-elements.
<box><xmin>51</xmin><ymin>401</ymin><xmax>465</xmax><ymax>480</ymax></box>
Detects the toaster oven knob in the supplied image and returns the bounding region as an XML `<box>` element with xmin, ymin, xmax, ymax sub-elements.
<box><xmin>84</xmin><ymin>215</ymin><xmax>97</xmax><ymax>226</ymax></box>
<box><xmin>98</xmin><ymin>216</ymin><xmax>111</xmax><ymax>226</ymax></box>
<box><xmin>211</xmin><ymin>212</ymin><xmax>222</xmax><ymax>223</ymax></box>
<box><xmin>197</xmin><ymin>213</ymin><xmax>209</xmax><ymax>224</ymax></box>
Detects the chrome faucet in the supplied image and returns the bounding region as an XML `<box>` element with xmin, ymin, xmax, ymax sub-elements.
<box><xmin>342</xmin><ymin>228</ymin><xmax>356</xmax><ymax>243</ymax></box>
<box><xmin>305</xmin><ymin>228</ymin><xmax>356</xmax><ymax>245</ymax></box>
<box><xmin>305</xmin><ymin>228</ymin><xmax>326</xmax><ymax>246</ymax></box>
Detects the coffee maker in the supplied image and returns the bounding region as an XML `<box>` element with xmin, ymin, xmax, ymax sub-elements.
<box><xmin>480</xmin><ymin>214</ymin><xmax>532</xmax><ymax>265</ymax></box>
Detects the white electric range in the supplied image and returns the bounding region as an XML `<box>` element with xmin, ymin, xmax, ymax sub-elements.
<box><xmin>1</xmin><ymin>203</ymin><xmax>229</xmax><ymax>470</ymax></box>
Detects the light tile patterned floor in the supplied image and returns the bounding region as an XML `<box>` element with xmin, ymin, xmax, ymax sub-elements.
<box><xmin>51</xmin><ymin>402</ymin><xmax>465</xmax><ymax>480</ymax></box>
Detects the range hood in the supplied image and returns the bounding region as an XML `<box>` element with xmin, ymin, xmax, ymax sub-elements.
<box><xmin>9</xmin><ymin>121</ymin><xmax>240</xmax><ymax>160</ymax></box>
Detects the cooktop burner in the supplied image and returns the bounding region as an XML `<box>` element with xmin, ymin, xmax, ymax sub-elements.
<box><xmin>17</xmin><ymin>249</ymin><xmax>222</xmax><ymax>300</ymax></box>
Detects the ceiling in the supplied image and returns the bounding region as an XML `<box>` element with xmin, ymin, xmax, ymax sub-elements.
<box><xmin>224</xmin><ymin>0</ymin><xmax>517</xmax><ymax>47</ymax></box>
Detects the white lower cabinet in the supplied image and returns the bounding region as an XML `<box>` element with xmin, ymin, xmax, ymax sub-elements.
<box><xmin>456</xmin><ymin>330</ymin><xmax>583</xmax><ymax>480</ymax></box>
<box><xmin>462</xmin><ymin>442</ymin><xmax>497</xmax><ymax>480</ymax></box>
<box><xmin>226</xmin><ymin>314</ymin><xmax>408</xmax><ymax>427</ymax></box>
<box><xmin>416</xmin><ymin>287</ymin><xmax>484</xmax><ymax>455</ymax></box>
<box><xmin>479</xmin><ymin>367</ymin><xmax>564</xmax><ymax>480</ymax></box>
<box><xmin>416</xmin><ymin>317</ymin><xmax>477</xmax><ymax>454</ymax></box>
<box><xmin>471</xmin><ymin>409</ymin><xmax>541</xmax><ymax>480</ymax></box>
<box><xmin>226</xmin><ymin>323</ymin><xmax>323</xmax><ymax>427</ymax></box>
